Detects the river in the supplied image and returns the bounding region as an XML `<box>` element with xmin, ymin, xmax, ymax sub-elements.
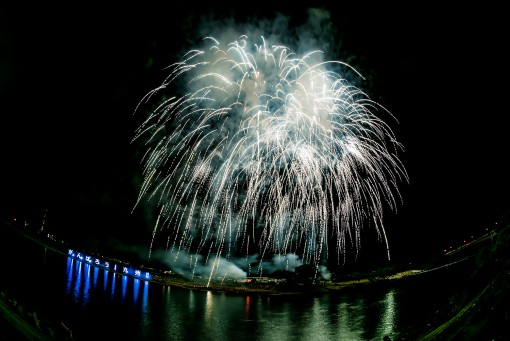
<box><xmin>0</xmin><ymin>224</ymin><xmax>476</xmax><ymax>340</ymax></box>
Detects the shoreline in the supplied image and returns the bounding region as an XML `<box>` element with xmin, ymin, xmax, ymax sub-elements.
<box><xmin>3</xmin><ymin>219</ymin><xmax>434</xmax><ymax>296</ymax></box>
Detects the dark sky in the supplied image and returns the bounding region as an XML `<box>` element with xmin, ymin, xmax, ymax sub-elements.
<box><xmin>1</xmin><ymin>2</ymin><xmax>508</xmax><ymax>264</ymax></box>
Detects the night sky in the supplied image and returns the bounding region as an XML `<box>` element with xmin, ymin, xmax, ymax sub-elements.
<box><xmin>1</xmin><ymin>2</ymin><xmax>508</xmax><ymax>266</ymax></box>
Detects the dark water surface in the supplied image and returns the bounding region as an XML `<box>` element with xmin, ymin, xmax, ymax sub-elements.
<box><xmin>0</xmin><ymin>226</ymin><xmax>478</xmax><ymax>341</ymax></box>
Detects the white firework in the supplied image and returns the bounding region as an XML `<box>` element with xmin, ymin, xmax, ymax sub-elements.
<box><xmin>132</xmin><ymin>35</ymin><xmax>408</xmax><ymax>280</ymax></box>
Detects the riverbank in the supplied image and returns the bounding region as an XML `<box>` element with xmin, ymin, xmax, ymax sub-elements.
<box><xmin>0</xmin><ymin>290</ymin><xmax>75</xmax><ymax>341</ymax></box>
<box><xmin>0</xmin><ymin>219</ymin><xmax>442</xmax><ymax>297</ymax></box>
<box><xmin>3</xmin><ymin>214</ymin><xmax>509</xmax><ymax>339</ymax></box>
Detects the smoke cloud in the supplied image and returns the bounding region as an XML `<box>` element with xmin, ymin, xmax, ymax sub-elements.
<box><xmin>149</xmin><ymin>248</ymin><xmax>310</xmax><ymax>279</ymax></box>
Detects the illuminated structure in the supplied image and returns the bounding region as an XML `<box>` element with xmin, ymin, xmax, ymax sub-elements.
<box><xmin>67</xmin><ymin>249</ymin><xmax>152</xmax><ymax>281</ymax></box>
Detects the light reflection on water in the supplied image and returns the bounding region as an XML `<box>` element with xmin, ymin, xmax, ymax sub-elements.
<box><xmin>65</xmin><ymin>256</ymin><xmax>149</xmax><ymax>313</ymax></box>
<box><xmin>0</xmin><ymin>226</ymin><xmax>440</xmax><ymax>341</ymax></box>
<box><xmin>64</xmin><ymin>256</ymin><xmax>400</xmax><ymax>340</ymax></box>
<box><xmin>3</xmin><ymin>225</ymin><xmax>485</xmax><ymax>340</ymax></box>
<box><xmin>121</xmin><ymin>275</ymin><xmax>128</xmax><ymax>302</ymax></box>
<box><xmin>380</xmin><ymin>289</ymin><xmax>397</xmax><ymax>336</ymax></box>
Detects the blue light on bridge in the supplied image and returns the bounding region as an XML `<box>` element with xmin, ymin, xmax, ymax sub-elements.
<box><xmin>67</xmin><ymin>249</ymin><xmax>152</xmax><ymax>281</ymax></box>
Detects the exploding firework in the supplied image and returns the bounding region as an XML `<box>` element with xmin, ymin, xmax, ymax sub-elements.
<box><xmin>132</xmin><ymin>35</ymin><xmax>407</xmax><ymax>281</ymax></box>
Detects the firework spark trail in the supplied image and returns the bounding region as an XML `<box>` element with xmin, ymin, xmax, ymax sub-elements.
<box><xmin>133</xmin><ymin>35</ymin><xmax>408</xmax><ymax>280</ymax></box>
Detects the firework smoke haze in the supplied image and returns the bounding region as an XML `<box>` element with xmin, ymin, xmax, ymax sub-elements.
<box><xmin>132</xmin><ymin>9</ymin><xmax>408</xmax><ymax>280</ymax></box>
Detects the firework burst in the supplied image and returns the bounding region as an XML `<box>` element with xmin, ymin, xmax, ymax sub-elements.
<box><xmin>132</xmin><ymin>35</ymin><xmax>407</xmax><ymax>281</ymax></box>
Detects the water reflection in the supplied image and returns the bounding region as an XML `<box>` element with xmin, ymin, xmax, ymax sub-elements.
<box><xmin>65</xmin><ymin>256</ymin><xmax>149</xmax><ymax>312</ymax></box>
<box><xmin>103</xmin><ymin>269</ymin><xmax>108</xmax><ymax>291</ymax></box>
<box><xmin>142</xmin><ymin>281</ymin><xmax>149</xmax><ymax>314</ymax></box>
<box><xmin>228</xmin><ymin>290</ymin><xmax>399</xmax><ymax>340</ymax></box>
<box><xmin>204</xmin><ymin>291</ymin><xmax>214</xmax><ymax>321</ymax></box>
<box><xmin>380</xmin><ymin>289</ymin><xmax>397</xmax><ymax>337</ymax></box>
<box><xmin>61</xmin><ymin>256</ymin><xmax>407</xmax><ymax>340</ymax></box>
<box><xmin>111</xmin><ymin>270</ymin><xmax>116</xmax><ymax>299</ymax></box>
<box><xmin>121</xmin><ymin>275</ymin><xmax>128</xmax><ymax>302</ymax></box>
<box><xmin>161</xmin><ymin>285</ymin><xmax>184</xmax><ymax>339</ymax></box>
<box><xmin>337</xmin><ymin>300</ymin><xmax>365</xmax><ymax>340</ymax></box>
<box><xmin>93</xmin><ymin>266</ymin><xmax>99</xmax><ymax>289</ymax></box>
<box><xmin>244</xmin><ymin>295</ymin><xmax>250</xmax><ymax>320</ymax></box>
<box><xmin>3</xmin><ymin>223</ymin><xmax>472</xmax><ymax>340</ymax></box>
<box><xmin>189</xmin><ymin>289</ymin><xmax>196</xmax><ymax>314</ymax></box>
<box><xmin>134</xmin><ymin>278</ymin><xmax>140</xmax><ymax>303</ymax></box>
